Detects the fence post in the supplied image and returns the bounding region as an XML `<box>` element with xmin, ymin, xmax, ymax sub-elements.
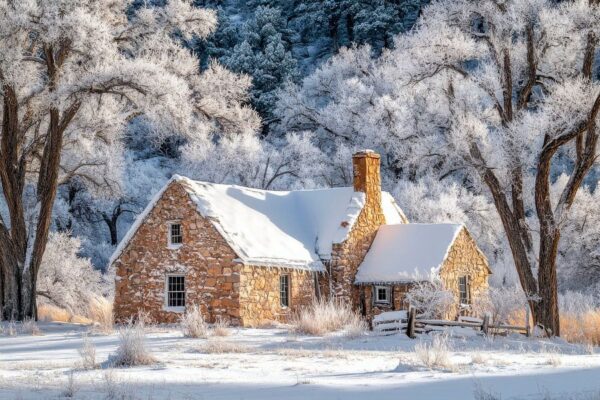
<box><xmin>407</xmin><ymin>306</ymin><xmax>416</xmax><ymax>339</ymax></box>
<box><xmin>482</xmin><ymin>313</ymin><xmax>490</xmax><ymax>336</ymax></box>
<box><xmin>525</xmin><ymin>304</ymin><xmax>531</xmax><ymax>337</ymax></box>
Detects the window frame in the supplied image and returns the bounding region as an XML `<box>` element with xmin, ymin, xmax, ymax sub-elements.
<box><xmin>167</xmin><ymin>221</ymin><xmax>183</xmax><ymax>249</ymax></box>
<box><xmin>374</xmin><ymin>285</ymin><xmax>391</xmax><ymax>305</ymax></box>
<box><xmin>165</xmin><ymin>274</ymin><xmax>186</xmax><ymax>312</ymax></box>
<box><xmin>279</xmin><ymin>274</ymin><xmax>290</xmax><ymax>308</ymax></box>
<box><xmin>458</xmin><ymin>275</ymin><xmax>471</xmax><ymax>306</ymax></box>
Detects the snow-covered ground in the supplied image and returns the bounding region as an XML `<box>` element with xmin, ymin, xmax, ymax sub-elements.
<box><xmin>1</xmin><ymin>322</ymin><xmax>599</xmax><ymax>400</ymax></box>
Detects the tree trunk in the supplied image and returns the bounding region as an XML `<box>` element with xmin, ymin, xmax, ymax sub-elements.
<box><xmin>104</xmin><ymin>214</ymin><xmax>119</xmax><ymax>246</ymax></box>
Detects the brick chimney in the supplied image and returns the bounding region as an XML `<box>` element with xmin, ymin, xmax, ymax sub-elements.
<box><xmin>352</xmin><ymin>150</ymin><xmax>382</xmax><ymax>209</ymax></box>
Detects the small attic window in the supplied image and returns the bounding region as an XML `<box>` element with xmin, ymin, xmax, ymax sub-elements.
<box><xmin>168</xmin><ymin>222</ymin><xmax>183</xmax><ymax>248</ymax></box>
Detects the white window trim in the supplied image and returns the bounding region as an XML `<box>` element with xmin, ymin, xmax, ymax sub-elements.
<box><xmin>374</xmin><ymin>285</ymin><xmax>391</xmax><ymax>304</ymax></box>
<box><xmin>167</xmin><ymin>221</ymin><xmax>183</xmax><ymax>249</ymax></box>
<box><xmin>164</xmin><ymin>274</ymin><xmax>186</xmax><ymax>313</ymax></box>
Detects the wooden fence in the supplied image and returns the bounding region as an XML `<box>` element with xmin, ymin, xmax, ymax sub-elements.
<box><xmin>373</xmin><ymin>307</ymin><xmax>531</xmax><ymax>338</ymax></box>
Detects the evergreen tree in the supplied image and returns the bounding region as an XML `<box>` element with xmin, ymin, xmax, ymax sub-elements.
<box><xmin>221</xmin><ymin>6</ymin><xmax>299</xmax><ymax>122</ymax></box>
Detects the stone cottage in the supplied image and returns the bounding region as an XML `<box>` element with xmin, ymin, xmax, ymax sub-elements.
<box><xmin>111</xmin><ymin>151</ymin><xmax>490</xmax><ymax>326</ymax></box>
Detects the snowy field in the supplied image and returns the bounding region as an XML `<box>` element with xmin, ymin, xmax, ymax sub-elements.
<box><xmin>1</xmin><ymin>322</ymin><xmax>599</xmax><ymax>400</ymax></box>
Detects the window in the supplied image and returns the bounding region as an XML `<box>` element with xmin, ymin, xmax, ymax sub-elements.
<box><xmin>166</xmin><ymin>275</ymin><xmax>185</xmax><ymax>310</ymax></box>
<box><xmin>458</xmin><ymin>276</ymin><xmax>471</xmax><ymax>305</ymax></box>
<box><xmin>168</xmin><ymin>222</ymin><xmax>182</xmax><ymax>247</ymax></box>
<box><xmin>280</xmin><ymin>275</ymin><xmax>290</xmax><ymax>308</ymax></box>
<box><xmin>374</xmin><ymin>285</ymin><xmax>391</xmax><ymax>304</ymax></box>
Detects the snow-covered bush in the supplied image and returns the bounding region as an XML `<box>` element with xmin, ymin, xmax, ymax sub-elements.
<box><xmin>292</xmin><ymin>299</ymin><xmax>367</xmax><ymax>337</ymax></box>
<box><xmin>37</xmin><ymin>232</ymin><xmax>105</xmax><ymax>317</ymax></box>
<box><xmin>473</xmin><ymin>286</ymin><xmax>528</xmax><ymax>325</ymax></box>
<box><xmin>414</xmin><ymin>334</ymin><xmax>453</xmax><ymax>370</ymax></box>
<box><xmin>180</xmin><ymin>306</ymin><xmax>209</xmax><ymax>338</ymax></box>
<box><xmin>405</xmin><ymin>281</ymin><xmax>454</xmax><ymax>319</ymax></box>
<box><xmin>110</xmin><ymin>320</ymin><xmax>156</xmax><ymax>367</ymax></box>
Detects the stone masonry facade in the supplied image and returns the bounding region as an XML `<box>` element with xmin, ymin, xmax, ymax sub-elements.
<box><xmin>113</xmin><ymin>181</ymin><xmax>319</xmax><ymax>326</ymax></box>
<box><xmin>239</xmin><ymin>266</ymin><xmax>316</xmax><ymax>326</ymax></box>
<box><xmin>328</xmin><ymin>151</ymin><xmax>387</xmax><ymax>311</ymax></box>
<box><xmin>438</xmin><ymin>228</ymin><xmax>490</xmax><ymax>318</ymax></box>
<box><xmin>113</xmin><ymin>182</ymin><xmax>242</xmax><ymax>325</ymax></box>
<box><xmin>356</xmin><ymin>227</ymin><xmax>491</xmax><ymax>324</ymax></box>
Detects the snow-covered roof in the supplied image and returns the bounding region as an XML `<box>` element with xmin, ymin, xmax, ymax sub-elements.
<box><xmin>355</xmin><ymin>223</ymin><xmax>464</xmax><ymax>283</ymax></box>
<box><xmin>109</xmin><ymin>176</ymin><xmax>407</xmax><ymax>271</ymax></box>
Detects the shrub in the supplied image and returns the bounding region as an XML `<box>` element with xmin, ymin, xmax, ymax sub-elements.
<box><xmin>180</xmin><ymin>305</ymin><xmax>209</xmax><ymax>338</ymax></box>
<box><xmin>109</xmin><ymin>320</ymin><xmax>156</xmax><ymax>367</ymax></box>
<box><xmin>414</xmin><ymin>333</ymin><xmax>453</xmax><ymax>370</ymax></box>
<box><xmin>62</xmin><ymin>371</ymin><xmax>78</xmax><ymax>398</ymax></box>
<box><xmin>292</xmin><ymin>299</ymin><xmax>367</xmax><ymax>336</ymax></box>
<box><xmin>79</xmin><ymin>334</ymin><xmax>97</xmax><ymax>369</ymax></box>
<box><xmin>405</xmin><ymin>281</ymin><xmax>454</xmax><ymax>319</ymax></box>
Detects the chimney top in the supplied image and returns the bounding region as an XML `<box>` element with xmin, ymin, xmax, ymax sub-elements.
<box><xmin>352</xmin><ymin>150</ymin><xmax>381</xmax><ymax>199</ymax></box>
<box><xmin>353</xmin><ymin>149</ymin><xmax>380</xmax><ymax>158</ymax></box>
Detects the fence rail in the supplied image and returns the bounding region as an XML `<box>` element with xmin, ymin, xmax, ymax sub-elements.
<box><xmin>373</xmin><ymin>307</ymin><xmax>531</xmax><ymax>338</ymax></box>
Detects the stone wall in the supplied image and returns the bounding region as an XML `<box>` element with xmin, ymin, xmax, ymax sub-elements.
<box><xmin>360</xmin><ymin>283</ymin><xmax>412</xmax><ymax>325</ymax></box>
<box><xmin>329</xmin><ymin>151</ymin><xmax>387</xmax><ymax>309</ymax></box>
<box><xmin>238</xmin><ymin>265</ymin><xmax>316</xmax><ymax>326</ymax></box>
<box><xmin>113</xmin><ymin>182</ymin><xmax>242</xmax><ymax>325</ymax></box>
<box><xmin>439</xmin><ymin>228</ymin><xmax>491</xmax><ymax>318</ymax></box>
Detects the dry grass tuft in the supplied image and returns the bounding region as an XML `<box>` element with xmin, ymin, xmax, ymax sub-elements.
<box><xmin>20</xmin><ymin>318</ymin><xmax>42</xmax><ymax>335</ymax></box>
<box><xmin>109</xmin><ymin>320</ymin><xmax>156</xmax><ymax>367</ymax></box>
<box><xmin>78</xmin><ymin>334</ymin><xmax>97</xmax><ymax>369</ymax></box>
<box><xmin>181</xmin><ymin>305</ymin><xmax>209</xmax><ymax>338</ymax></box>
<box><xmin>38</xmin><ymin>304</ymin><xmax>91</xmax><ymax>324</ymax></box>
<box><xmin>470</xmin><ymin>352</ymin><xmax>488</xmax><ymax>365</ymax></box>
<box><xmin>88</xmin><ymin>296</ymin><xmax>114</xmax><ymax>334</ymax></box>
<box><xmin>211</xmin><ymin>317</ymin><xmax>231</xmax><ymax>337</ymax></box>
<box><xmin>414</xmin><ymin>334</ymin><xmax>454</xmax><ymax>370</ymax></box>
<box><xmin>195</xmin><ymin>339</ymin><xmax>249</xmax><ymax>354</ymax></box>
<box><xmin>1</xmin><ymin>320</ymin><xmax>17</xmax><ymax>336</ymax></box>
<box><xmin>38</xmin><ymin>304</ymin><xmax>72</xmax><ymax>322</ymax></box>
<box><xmin>560</xmin><ymin>310</ymin><xmax>600</xmax><ymax>346</ymax></box>
<box><xmin>291</xmin><ymin>299</ymin><xmax>367</xmax><ymax>337</ymax></box>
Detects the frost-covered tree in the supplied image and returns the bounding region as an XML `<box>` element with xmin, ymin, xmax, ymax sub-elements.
<box><xmin>0</xmin><ymin>0</ymin><xmax>259</xmax><ymax>320</ymax></box>
<box><xmin>278</xmin><ymin>0</ymin><xmax>600</xmax><ymax>336</ymax></box>
<box><xmin>181</xmin><ymin>131</ymin><xmax>328</xmax><ymax>189</ymax></box>
<box><xmin>37</xmin><ymin>232</ymin><xmax>104</xmax><ymax>316</ymax></box>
